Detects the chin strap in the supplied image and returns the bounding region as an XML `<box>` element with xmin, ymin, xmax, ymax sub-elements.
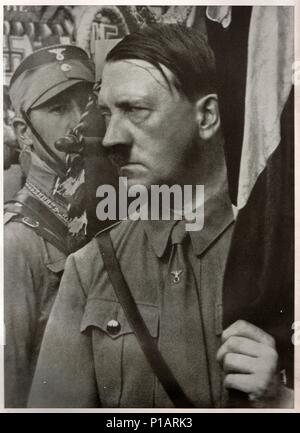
<box><xmin>21</xmin><ymin>108</ymin><xmax>67</xmax><ymax>179</ymax></box>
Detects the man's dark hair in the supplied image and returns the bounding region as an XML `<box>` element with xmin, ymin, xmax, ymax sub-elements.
<box><xmin>106</xmin><ymin>24</ymin><xmax>217</xmax><ymax>101</ymax></box>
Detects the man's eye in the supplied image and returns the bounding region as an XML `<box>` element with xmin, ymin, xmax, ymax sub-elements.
<box><xmin>126</xmin><ymin>106</ymin><xmax>151</xmax><ymax>122</ymax></box>
<box><xmin>49</xmin><ymin>105</ymin><xmax>66</xmax><ymax>114</ymax></box>
<box><xmin>126</xmin><ymin>105</ymin><xmax>145</xmax><ymax>112</ymax></box>
<box><xmin>100</xmin><ymin>110</ymin><xmax>111</xmax><ymax>117</ymax></box>
<box><xmin>101</xmin><ymin>110</ymin><xmax>111</xmax><ymax>118</ymax></box>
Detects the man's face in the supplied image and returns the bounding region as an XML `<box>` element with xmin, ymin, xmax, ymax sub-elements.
<box><xmin>28</xmin><ymin>83</ymin><xmax>91</xmax><ymax>163</ymax></box>
<box><xmin>99</xmin><ymin>60</ymin><xmax>200</xmax><ymax>188</ymax></box>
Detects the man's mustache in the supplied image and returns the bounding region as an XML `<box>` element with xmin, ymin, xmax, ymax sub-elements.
<box><xmin>55</xmin><ymin>136</ymin><xmax>131</xmax><ymax>166</ymax></box>
<box><xmin>105</xmin><ymin>145</ymin><xmax>131</xmax><ymax>168</ymax></box>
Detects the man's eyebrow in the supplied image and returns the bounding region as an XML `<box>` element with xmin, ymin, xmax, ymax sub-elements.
<box><xmin>116</xmin><ymin>96</ymin><xmax>153</xmax><ymax>107</ymax></box>
<box><xmin>98</xmin><ymin>96</ymin><xmax>153</xmax><ymax>109</ymax></box>
<box><xmin>48</xmin><ymin>100</ymin><xmax>65</xmax><ymax>106</ymax></box>
<box><xmin>39</xmin><ymin>99</ymin><xmax>65</xmax><ymax>110</ymax></box>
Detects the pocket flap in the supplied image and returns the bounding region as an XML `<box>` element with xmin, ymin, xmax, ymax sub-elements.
<box><xmin>80</xmin><ymin>298</ymin><xmax>159</xmax><ymax>339</ymax></box>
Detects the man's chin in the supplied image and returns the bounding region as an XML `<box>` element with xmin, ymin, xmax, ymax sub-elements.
<box><xmin>118</xmin><ymin>175</ymin><xmax>152</xmax><ymax>191</ymax></box>
<box><xmin>124</xmin><ymin>177</ymin><xmax>151</xmax><ymax>190</ymax></box>
<box><xmin>119</xmin><ymin>166</ymin><xmax>150</xmax><ymax>188</ymax></box>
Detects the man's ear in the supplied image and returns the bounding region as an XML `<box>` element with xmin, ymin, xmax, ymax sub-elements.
<box><xmin>195</xmin><ymin>94</ymin><xmax>220</xmax><ymax>141</ymax></box>
<box><xmin>12</xmin><ymin>117</ymin><xmax>33</xmax><ymax>149</ymax></box>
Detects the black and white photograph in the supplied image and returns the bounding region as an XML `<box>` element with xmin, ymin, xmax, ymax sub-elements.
<box><xmin>1</xmin><ymin>3</ymin><xmax>298</xmax><ymax>412</ymax></box>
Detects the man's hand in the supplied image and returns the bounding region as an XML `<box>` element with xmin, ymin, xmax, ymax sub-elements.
<box><xmin>217</xmin><ymin>320</ymin><xmax>280</xmax><ymax>404</ymax></box>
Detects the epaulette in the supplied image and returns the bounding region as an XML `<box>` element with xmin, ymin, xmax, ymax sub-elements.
<box><xmin>3</xmin><ymin>211</ymin><xmax>18</xmax><ymax>225</ymax></box>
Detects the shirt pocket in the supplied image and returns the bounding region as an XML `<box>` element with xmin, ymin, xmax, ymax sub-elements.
<box><xmin>80</xmin><ymin>298</ymin><xmax>159</xmax><ymax>407</ymax></box>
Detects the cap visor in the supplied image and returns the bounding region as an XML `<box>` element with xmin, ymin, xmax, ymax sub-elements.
<box><xmin>30</xmin><ymin>79</ymin><xmax>87</xmax><ymax>109</ymax></box>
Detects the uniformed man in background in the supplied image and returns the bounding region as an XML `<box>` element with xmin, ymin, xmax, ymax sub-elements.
<box><xmin>4</xmin><ymin>44</ymin><xmax>94</xmax><ymax>407</ymax></box>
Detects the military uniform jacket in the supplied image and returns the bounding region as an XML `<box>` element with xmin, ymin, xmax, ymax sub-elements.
<box><xmin>4</xmin><ymin>155</ymin><xmax>68</xmax><ymax>408</ymax></box>
<box><xmin>28</xmin><ymin>190</ymin><xmax>235</xmax><ymax>408</ymax></box>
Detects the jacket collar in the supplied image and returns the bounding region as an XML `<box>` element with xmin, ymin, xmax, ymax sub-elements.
<box><xmin>143</xmin><ymin>189</ymin><xmax>235</xmax><ymax>258</ymax></box>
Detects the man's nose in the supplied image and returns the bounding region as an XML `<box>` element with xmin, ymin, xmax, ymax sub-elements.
<box><xmin>102</xmin><ymin>114</ymin><xmax>132</xmax><ymax>149</ymax></box>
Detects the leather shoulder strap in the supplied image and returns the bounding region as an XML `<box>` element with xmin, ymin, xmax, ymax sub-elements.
<box><xmin>7</xmin><ymin>189</ymin><xmax>68</xmax><ymax>239</ymax></box>
<box><xmin>96</xmin><ymin>230</ymin><xmax>195</xmax><ymax>408</ymax></box>
<box><xmin>5</xmin><ymin>197</ymin><xmax>69</xmax><ymax>255</ymax></box>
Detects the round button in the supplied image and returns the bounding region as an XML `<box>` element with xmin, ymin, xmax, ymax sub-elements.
<box><xmin>60</xmin><ymin>63</ymin><xmax>71</xmax><ymax>72</ymax></box>
<box><xmin>106</xmin><ymin>319</ymin><xmax>121</xmax><ymax>335</ymax></box>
